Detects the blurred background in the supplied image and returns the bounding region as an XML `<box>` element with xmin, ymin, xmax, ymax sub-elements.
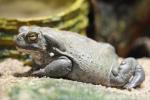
<box><xmin>0</xmin><ymin>0</ymin><xmax>149</xmax><ymax>60</ymax></box>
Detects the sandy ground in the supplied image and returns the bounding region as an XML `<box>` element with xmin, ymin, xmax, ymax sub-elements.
<box><xmin>0</xmin><ymin>58</ymin><xmax>149</xmax><ymax>97</ymax></box>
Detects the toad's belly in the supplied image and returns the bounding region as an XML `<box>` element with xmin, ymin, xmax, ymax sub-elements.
<box><xmin>67</xmin><ymin>53</ymin><xmax>120</xmax><ymax>86</ymax></box>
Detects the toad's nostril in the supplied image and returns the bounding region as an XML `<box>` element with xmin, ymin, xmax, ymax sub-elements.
<box><xmin>15</xmin><ymin>35</ymin><xmax>23</xmax><ymax>41</ymax></box>
<box><xmin>16</xmin><ymin>37</ymin><xmax>20</xmax><ymax>41</ymax></box>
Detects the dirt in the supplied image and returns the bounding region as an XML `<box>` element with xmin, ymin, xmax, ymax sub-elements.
<box><xmin>0</xmin><ymin>58</ymin><xmax>149</xmax><ymax>97</ymax></box>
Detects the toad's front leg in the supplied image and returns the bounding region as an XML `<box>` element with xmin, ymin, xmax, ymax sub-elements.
<box><xmin>31</xmin><ymin>56</ymin><xmax>72</xmax><ymax>78</ymax></box>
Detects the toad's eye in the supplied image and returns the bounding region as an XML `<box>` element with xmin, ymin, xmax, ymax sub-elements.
<box><xmin>26</xmin><ymin>32</ymin><xmax>38</xmax><ymax>43</ymax></box>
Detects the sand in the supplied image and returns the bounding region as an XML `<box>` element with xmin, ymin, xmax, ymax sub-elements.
<box><xmin>0</xmin><ymin>58</ymin><xmax>149</xmax><ymax>98</ymax></box>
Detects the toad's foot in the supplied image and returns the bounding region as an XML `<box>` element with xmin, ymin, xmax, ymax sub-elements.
<box><xmin>110</xmin><ymin>58</ymin><xmax>145</xmax><ymax>89</ymax></box>
<box><xmin>14</xmin><ymin>70</ymin><xmax>33</xmax><ymax>77</ymax></box>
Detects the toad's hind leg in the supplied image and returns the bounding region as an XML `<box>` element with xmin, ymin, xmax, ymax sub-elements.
<box><xmin>123</xmin><ymin>63</ymin><xmax>145</xmax><ymax>89</ymax></box>
<box><xmin>110</xmin><ymin>58</ymin><xmax>145</xmax><ymax>89</ymax></box>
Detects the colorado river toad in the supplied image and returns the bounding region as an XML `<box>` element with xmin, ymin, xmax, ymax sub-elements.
<box><xmin>15</xmin><ymin>26</ymin><xmax>145</xmax><ymax>89</ymax></box>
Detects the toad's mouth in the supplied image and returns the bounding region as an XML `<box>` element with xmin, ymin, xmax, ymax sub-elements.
<box><xmin>16</xmin><ymin>46</ymin><xmax>42</xmax><ymax>55</ymax></box>
<box><xmin>15</xmin><ymin>42</ymin><xmax>31</xmax><ymax>51</ymax></box>
<box><xmin>15</xmin><ymin>40</ymin><xmax>48</xmax><ymax>55</ymax></box>
<box><xmin>14</xmin><ymin>39</ymin><xmax>38</xmax><ymax>51</ymax></box>
<box><xmin>15</xmin><ymin>43</ymin><xmax>40</xmax><ymax>53</ymax></box>
<box><xmin>16</xmin><ymin>46</ymin><xmax>33</xmax><ymax>54</ymax></box>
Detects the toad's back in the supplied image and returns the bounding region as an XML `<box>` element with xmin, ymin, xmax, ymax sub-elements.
<box><xmin>41</xmin><ymin>27</ymin><xmax>120</xmax><ymax>85</ymax></box>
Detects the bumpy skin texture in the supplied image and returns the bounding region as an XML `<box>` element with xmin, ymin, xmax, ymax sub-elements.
<box><xmin>15</xmin><ymin>26</ymin><xmax>145</xmax><ymax>89</ymax></box>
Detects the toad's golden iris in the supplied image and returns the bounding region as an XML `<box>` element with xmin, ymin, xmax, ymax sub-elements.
<box><xmin>27</xmin><ymin>32</ymin><xmax>38</xmax><ymax>42</ymax></box>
